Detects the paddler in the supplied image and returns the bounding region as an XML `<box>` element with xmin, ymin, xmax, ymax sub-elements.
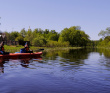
<box><xmin>0</xmin><ymin>41</ymin><xmax>5</xmax><ymax>54</ymax></box>
<box><xmin>20</xmin><ymin>42</ymin><xmax>33</xmax><ymax>53</ymax></box>
<box><xmin>0</xmin><ymin>41</ymin><xmax>9</xmax><ymax>54</ymax></box>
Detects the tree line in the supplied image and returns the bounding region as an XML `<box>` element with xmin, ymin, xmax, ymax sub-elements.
<box><xmin>98</xmin><ymin>27</ymin><xmax>110</xmax><ymax>47</ymax></box>
<box><xmin>2</xmin><ymin>26</ymin><xmax>92</xmax><ymax>47</ymax></box>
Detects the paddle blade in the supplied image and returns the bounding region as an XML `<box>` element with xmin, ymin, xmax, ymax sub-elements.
<box><xmin>39</xmin><ymin>49</ymin><xmax>44</xmax><ymax>51</ymax></box>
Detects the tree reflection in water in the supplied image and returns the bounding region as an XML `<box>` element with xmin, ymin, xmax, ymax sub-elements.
<box><xmin>1</xmin><ymin>48</ymin><xmax>110</xmax><ymax>73</ymax></box>
<box><xmin>42</xmin><ymin>48</ymin><xmax>110</xmax><ymax>68</ymax></box>
<box><xmin>0</xmin><ymin>56</ymin><xmax>42</xmax><ymax>74</ymax></box>
<box><xmin>42</xmin><ymin>49</ymin><xmax>90</xmax><ymax>66</ymax></box>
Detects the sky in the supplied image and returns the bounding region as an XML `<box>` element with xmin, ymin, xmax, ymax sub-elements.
<box><xmin>0</xmin><ymin>0</ymin><xmax>110</xmax><ymax>40</ymax></box>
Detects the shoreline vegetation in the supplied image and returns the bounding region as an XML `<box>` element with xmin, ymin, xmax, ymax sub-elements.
<box><xmin>4</xmin><ymin>45</ymin><xmax>110</xmax><ymax>58</ymax></box>
<box><xmin>1</xmin><ymin>26</ymin><xmax>110</xmax><ymax>48</ymax></box>
<box><xmin>4</xmin><ymin>45</ymin><xmax>82</xmax><ymax>53</ymax></box>
<box><xmin>1</xmin><ymin>26</ymin><xmax>91</xmax><ymax>48</ymax></box>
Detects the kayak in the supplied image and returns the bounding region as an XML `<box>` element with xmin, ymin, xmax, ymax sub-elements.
<box><xmin>0</xmin><ymin>52</ymin><xmax>42</xmax><ymax>59</ymax></box>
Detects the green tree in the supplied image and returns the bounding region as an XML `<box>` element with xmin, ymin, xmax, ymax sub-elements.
<box><xmin>15</xmin><ymin>36</ymin><xmax>24</xmax><ymax>41</ymax></box>
<box><xmin>44</xmin><ymin>29</ymin><xmax>49</xmax><ymax>34</ymax></box>
<box><xmin>32</xmin><ymin>35</ymin><xmax>46</xmax><ymax>46</ymax></box>
<box><xmin>48</xmin><ymin>31</ymin><xmax>59</xmax><ymax>41</ymax></box>
<box><xmin>38</xmin><ymin>28</ymin><xmax>43</xmax><ymax>34</ymax></box>
<box><xmin>20</xmin><ymin>28</ymin><xmax>26</xmax><ymax>37</ymax></box>
<box><xmin>98</xmin><ymin>27</ymin><xmax>110</xmax><ymax>47</ymax></box>
<box><xmin>10</xmin><ymin>31</ymin><xmax>19</xmax><ymax>41</ymax></box>
<box><xmin>58</xmin><ymin>28</ymin><xmax>70</xmax><ymax>42</ymax></box>
<box><xmin>80</xmin><ymin>31</ymin><xmax>90</xmax><ymax>46</ymax></box>
<box><xmin>4</xmin><ymin>32</ymin><xmax>11</xmax><ymax>41</ymax></box>
<box><xmin>24</xmin><ymin>29</ymin><xmax>33</xmax><ymax>43</ymax></box>
<box><xmin>98</xmin><ymin>27</ymin><xmax>110</xmax><ymax>40</ymax></box>
<box><xmin>59</xmin><ymin>26</ymin><xmax>90</xmax><ymax>46</ymax></box>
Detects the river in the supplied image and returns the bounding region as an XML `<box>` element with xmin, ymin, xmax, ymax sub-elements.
<box><xmin>0</xmin><ymin>48</ymin><xmax>110</xmax><ymax>93</ymax></box>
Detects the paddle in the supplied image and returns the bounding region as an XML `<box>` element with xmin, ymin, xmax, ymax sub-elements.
<box><xmin>34</xmin><ymin>49</ymin><xmax>44</xmax><ymax>52</ymax></box>
<box><xmin>38</xmin><ymin>49</ymin><xmax>44</xmax><ymax>51</ymax></box>
<box><xmin>15</xmin><ymin>49</ymin><xmax>44</xmax><ymax>53</ymax></box>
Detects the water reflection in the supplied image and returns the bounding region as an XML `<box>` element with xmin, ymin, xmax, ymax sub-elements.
<box><xmin>42</xmin><ymin>48</ymin><xmax>110</xmax><ymax>69</ymax></box>
<box><xmin>0</xmin><ymin>62</ymin><xmax>4</xmax><ymax>73</ymax></box>
<box><xmin>20</xmin><ymin>58</ymin><xmax>32</xmax><ymax>68</ymax></box>
<box><xmin>95</xmin><ymin>48</ymin><xmax>110</xmax><ymax>68</ymax></box>
<box><xmin>0</xmin><ymin>59</ymin><xmax>10</xmax><ymax>74</ymax></box>
<box><xmin>1</xmin><ymin>48</ymin><xmax>110</xmax><ymax>73</ymax></box>
<box><xmin>42</xmin><ymin>49</ymin><xmax>91</xmax><ymax>66</ymax></box>
<box><xmin>0</xmin><ymin>57</ymin><xmax>42</xmax><ymax>74</ymax></box>
<box><xmin>0</xmin><ymin>48</ymin><xmax>110</xmax><ymax>93</ymax></box>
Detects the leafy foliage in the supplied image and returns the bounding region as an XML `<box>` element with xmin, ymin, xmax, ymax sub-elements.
<box><xmin>98</xmin><ymin>27</ymin><xmax>110</xmax><ymax>47</ymax></box>
<box><xmin>3</xmin><ymin>26</ymin><xmax>90</xmax><ymax>47</ymax></box>
<box><xmin>15</xmin><ymin>36</ymin><xmax>24</xmax><ymax>41</ymax></box>
<box><xmin>32</xmin><ymin>35</ymin><xmax>46</xmax><ymax>46</ymax></box>
<box><xmin>58</xmin><ymin>26</ymin><xmax>90</xmax><ymax>46</ymax></box>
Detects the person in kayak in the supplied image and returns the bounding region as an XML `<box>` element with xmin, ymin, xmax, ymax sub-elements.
<box><xmin>0</xmin><ymin>41</ymin><xmax>9</xmax><ymax>55</ymax></box>
<box><xmin>20</xmin><ymin>42</ymin><xmax>33</xmax><ymax>53</ymax></box>
<box><xmin>0</xmin><ymin>41</ymin><xmax>5</xmax><ymax>54</ymax></box>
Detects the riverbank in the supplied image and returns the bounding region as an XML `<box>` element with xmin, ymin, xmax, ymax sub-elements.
<box><xmin>4</xmin><ymin>45</ymin><xmax>82</xmax><ymax>53</ymax></box>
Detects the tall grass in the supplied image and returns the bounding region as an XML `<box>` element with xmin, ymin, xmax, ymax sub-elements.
<box><xmin>4</xmin><ymin>45</ymin><xmax>82</xmax><ymax>53</ymax></box>
<box><xmin>4</xmin><ymin>45</ymin><xmax>23</xmax><ymax>53</ymax></box>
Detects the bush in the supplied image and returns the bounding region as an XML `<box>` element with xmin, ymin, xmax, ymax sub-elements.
<box><xmin>46</xmin><ymin>41</ymin><xmax>70</xmax><ymax>47</ymax></box>
<box><xmin>32</xmin><ymin>37</ymin><xmax>46</xmax><ymax>47</ymax></box>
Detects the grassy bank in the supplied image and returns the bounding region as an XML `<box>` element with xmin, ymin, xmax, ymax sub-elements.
<box><xmin>4</xmin><ymin>45</ymin><xmax>82</xmax><ymax>53</ymax></box>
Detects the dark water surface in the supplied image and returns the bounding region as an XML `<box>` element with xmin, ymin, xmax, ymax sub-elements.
<box><xmin>0</xmin><ymin>48</ymin><xmax>110</xmax><ymax>93</ymax></box>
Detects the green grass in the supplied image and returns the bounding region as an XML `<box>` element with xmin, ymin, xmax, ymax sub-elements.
<box><xmin>4</xmin><ymin>45</ymin><xmax>24</xmax><ymax>53</ymax></box>
<box><xmin>4</xmin><ymin>45</ymin><xmax>82</xmax><ymax>53</ymax></box>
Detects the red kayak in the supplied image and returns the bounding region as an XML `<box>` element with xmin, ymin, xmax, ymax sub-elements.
<box><xmin>0</xmin><ymin>52</ymin><xmax>42</xmax><ymax>59</ymax></box>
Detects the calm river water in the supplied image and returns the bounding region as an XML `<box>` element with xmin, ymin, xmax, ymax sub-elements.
<box><xmin>0</xmin><ymin>48</ymin><xmax>110</xmax><ymax>93</ymax></box>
